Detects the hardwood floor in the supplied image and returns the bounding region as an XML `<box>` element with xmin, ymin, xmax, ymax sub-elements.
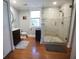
<box><xmin>4</xmin><ymin>37</ymin><xmax>71</xmax><ymax>59</ymax></box>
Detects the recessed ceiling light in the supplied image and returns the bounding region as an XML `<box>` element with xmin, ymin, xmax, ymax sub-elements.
<box><xmin>53</xmin><ymin>2</ymin><xmax>57</xmax><ymax>5</ymax></box>
<box><xmin>13</xmin><ymin>0</ymin><xmax>16</xmax><ymax>4</ymax></box>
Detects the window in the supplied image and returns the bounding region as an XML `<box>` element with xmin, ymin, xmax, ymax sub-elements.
<box><xmin>30</xmin><ymin>11</ymin><xmax>41</xmax><ymax>27</ymax></box>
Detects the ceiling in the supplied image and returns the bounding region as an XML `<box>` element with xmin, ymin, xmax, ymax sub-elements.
<box><xmin>10</xmin><ymin>0</ymin><xmax>72</xmax><ymax>11</ymax></box>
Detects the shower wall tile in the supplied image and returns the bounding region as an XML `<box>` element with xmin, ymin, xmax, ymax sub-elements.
<box><xmin>42</xmin><ymin>3</ymin><xmax>71</xmax><ymax>41</ymax></box>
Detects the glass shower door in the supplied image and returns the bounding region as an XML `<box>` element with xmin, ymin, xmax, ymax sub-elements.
<box><xmin>42</xmin><ymin>4</ymin><xmax>72</xmax><ymax>45</ymax></box>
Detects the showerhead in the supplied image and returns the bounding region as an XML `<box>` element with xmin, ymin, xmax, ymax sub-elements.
<box><xmin>59</xmin><ymin>10</ymin><xmax>64</xmax><ymax>16</ymax></box>
<box><xmin>59</xmin><ymin>10</ymin><xmax>62</xmax><ymax>12</ymax></box>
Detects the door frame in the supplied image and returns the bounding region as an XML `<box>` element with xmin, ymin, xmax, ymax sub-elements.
<box><xmin>3</xmin><ymin>0</ymin><xmax>14</xmax><ymax>50</ymax></box>
<box><xmin>67</xmin><ymin>0</ymin><xmax>76</xmax><ymax>48</ymax></box>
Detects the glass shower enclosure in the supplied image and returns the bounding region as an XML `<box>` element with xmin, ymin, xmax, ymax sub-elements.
<box><xmin>41</xmin><ymin>1</ymin><xmax>73</xmax><ymax>51</ymax></box>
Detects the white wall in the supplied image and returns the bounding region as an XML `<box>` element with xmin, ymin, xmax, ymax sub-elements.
<box><xmin>3</xmin><ymin>1</ymin><xmax>12</xmax><ymax>57</ymax></box>
<box><xmin>10</xmin><ymin>6</ymin><xmax>20</xmax><ymax>28</ymax></box>
<box><xmin>19</xmin><ymin>10</ymin><xmax>30</xmax><ymax>35</ymax></box>
<box><xmin>18</xmin><ymin>8</ymin><xmax>42</xmax><ymax>37</ymax></box>
<box><xmin>42</xmin><ymin>3</ymin><xmax>72</xmax><ymax>41</ymax></box>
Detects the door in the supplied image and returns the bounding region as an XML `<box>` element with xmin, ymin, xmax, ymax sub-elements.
<box><xmin>3</xmin><ymin>1</ymin><xmax>12</xmax><ymax>57</ymax></box>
